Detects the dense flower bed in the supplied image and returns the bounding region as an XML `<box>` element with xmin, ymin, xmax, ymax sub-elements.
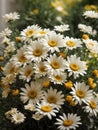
<box><xmin>0</xmin><ymin>10</ymin><xmax>98</xmax><ymax>130</ymax></box>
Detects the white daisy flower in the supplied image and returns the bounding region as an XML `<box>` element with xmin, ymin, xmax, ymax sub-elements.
<box><xmin>1</xmin><ymin>74</ymin><xmax>15</xmax><ymax>85</ymax></box>
<box><xmin>11</xmin><ymin>46</ymin><xmax>28</xmax><ymax>66</ymax></box>
<box><xmin>25</xmin><ymin>40</ymin><xmax>48</xmax><ymax>62</ymax></box>
<box><xmin>64</xmin><ymin>36</ymin><xmax>82</xmax><ymax>50</ymax></box>
<box><xmin>55</xmin><ymin>113</ymin><xmax>81</xmax><ymax>130</ymax></box>
<box><xmin>78</xmin><ymin>23</ymin><xmax>97</xmax><ymax>36</ymax></box>
<box><xmin>83</xmin><ymin>39</ymin><xmax>98</xmax><ymax>54</ymax></box>
<box><xmin>0</xmin><ymin>28</ymin><xmax>12</xmax><ymax>37</ymax></box>
<box><xmin>70</xmin><ymin>82</ymin><xmax>93</xmax><ymax>105</ymax></box>
<box><xmin>5</xmin><ymin>108</ymin><xmax>25</xmax><ymax>124</ymax></box>
<box><xmin>3</xmin><ymin>12</ymin><xmax>20</xmax><ymax>22</ymax></box>
<box><xmin>36</xmin><ymin>102</ymin><xmax>58</xmax><ymax>119</ymax></box>
<box><xmin>20</xmin><ymin>25</ymin><xmax>40</xmax><ymax>43</ymax></box>
<box><xmin>19</xmin><ymin>64</ymin><xmax>34</xmax><ymax>82</ymax></box>
<box><xmin>24</xmin><ymin>103</ymin><xmax>36</xmax><ymax>111</ymax></box>
<box><xmin>5</xmin><ymin>108</ymin><xmax>19</xmax><ymax>120</ymax></box>
<box><xmin>4</xmin><ymin>41</ymin><xmax>15</xmax><ymax>57</ymax></box>
<box><xmin>49</xmin><ymin>72</ymin><xmax>67</xmax><ymax>85</ymax></box>
<box><xmin>45</xmin><ymin>54</ymin><xmax>66</xmax><ymax>75</ymax></box>
<box><xmin>5</xmin><ymin>108</ymin><xmax>26</xmax><ymax>124</ymax></box>
<box><xmin>4</xmin><ymin>61</ymin><xmax>19</xmax><ymax>75</ymax></box>
<box><xmin>54</xmin><ymin>24</ymin><xmax>70</xmax><ymax>32</ymax></box>
<box><xmin>83</xmin><ymin>96</ymin><xmax>98</xmax><ymax>116</ymax></box>
<box><xmin>32</xmin><ymin>112</ymin><xmax>44</xmax><ymax>120</ymax></box>
<box><xmin>20</xmin><ymin>81</ymin><xmax>43</xmax><ymax>104</ymax></box>
<box><xmin>65</xmin><ymin>55</ymin><xmax>87</xmax><ymax>79</ymax></box>
<box><xmin>12</xmin><ymin>112</ymin><xmax>26</xmax><ymax>124</ymax></box>
<box><xmin>34</xmin><ymin>28</ymin><xmax>51</xmax><ymax>38</ymax></box>
<box><xmin>37</xmin><ymin>77</ymin><xmax>51</xmax><ymax>88</ymax></box>
<box><xmin>42</xmin><ymin>31</ymin><xmax>65</xmax><ymax>52</ymax></box>
<box><xmin>34</xmin><ymin>61</ymin><xmax>47</xmax><ymax>78</ymax></box>
<box><xmin>83</xmin><ymin>10</ymin><xmax>98</xmax><ymax>19</ymax></box>
<box><xmin>42</xmin><ymin>87</ymin><xmax>65</xmax><ymax>109</ymax></box>
<box><xmin>1</xmin><ymin>37</ymin><xmax>11</xmax><ymax>45</ymax></box>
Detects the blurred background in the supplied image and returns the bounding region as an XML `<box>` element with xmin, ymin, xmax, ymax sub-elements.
<box><xmin>0</xmin><ymin>0</ymin><xmax>20</xmax><ymax>32</ymax></box>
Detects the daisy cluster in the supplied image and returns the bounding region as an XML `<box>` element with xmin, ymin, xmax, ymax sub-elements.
<box><xmin>0</xmin><ymin>10</ymin><xmax>98</xmax><ymax>130</ymax></box>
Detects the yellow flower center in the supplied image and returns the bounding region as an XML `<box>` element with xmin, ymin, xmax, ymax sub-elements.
<box><xmin>89</xmin><ymin>83</ymin><xmax>96</xmax><ymax>89</ymax></box>
<box><xmin>66</xmin><ymin>95</ymin><xmax>72</xmax><ymax>102</ymax></box>
<box><xmin>39</xmin><ymin>30</ymin><xmax>46</xmax><ymax>34</ymax></box>
<box><xmin>64</xmin><ymin>81</ymin><xmax>73</xmax><ymax>89</ymax></box>
<box><xmin>88</xmin><ymin>77</ymin><xmax>93</xmax><ymax>84</ymax></box>
<box><xmin>41</xmin><ymin>105</ymin><xmax>52</xmax><ymax>112</ymax></box>
<box><xmin>15</xmin><ymin>37</ymin><xmax>21</xmax><ymax>42</ymax></box>
<box><xmin>51</xmin><ymin>61</ymin><xmax>60</xmax><ymax>69</ymax></box>
<box><xmin>39</xmin><ymin>66</ymin><xmax>46</xmax><ymax>72</ymax></box>
<box><xmin>63</xmin><ymin>119</ymin><xmax>73</xmax><ymax>126</ymax></box>
<box><xmin>90</xmin><ymin>101</ymin><xmax>96</xmax><ymax>109</ymax></box>
<box><xmin>25</xmin><ymin>69</ymin><xmax>32</xmax><ymax>76</ymax></box>
<box><xmin>12</xmin><ymin>89</ymin><xmax>19</xmax><ymax>96</ymax></box>
<box><xmin>26</xmin><ymin>29</ymin><xmax>34</xmax><ymax>37</ymax></box>
<box><xmin>33</xmin><ymin>49</ymin><xmax>42</xmax><ymax>56</ymax></box>
<box><xmin>48</xmin><ymin>40</ymin><xmax>57</xmax><ymax>47</ymax></box>
<box><xmin>84</xmin><ymin>5</ymin><xmax>97</xmax><ymax>11</ymax></box>
<box><xmin>76</xmin><ymin>90</ymin><xmax>85</xmax><ymax>98</ymax></box>
<box><xmin>89</xmin><ymin>42</ymin><xmax>94</xmax><ymax>46</ymax></box>
<box><xmin>43</xmin><ymin>81</ymin><xmax>50</xmax><ymax>87</ymax></box>
<box><xmin>32</xmin><ymin>9</ymin><xmax>39</xmax><ymax>14</ymax></box>
<box><xmin>59</xmin><ymin>52</ymin><xmax>66</xmax><ymax>58</ymax></box>
<box><xmin>70</xmin><ymin>63</ymin><xmax>79</xmax><ymax>71</ymax></box>
<box><xmin>9</xmin><ymin>66</ymin><xmax>16</xmax><ymax>74</ymax></box>
<box><xmin>82</xmin><ymin>34</ymin><xmax>89</xmax><ymax>39</ymax></box>
<box><xmin>28</xmin><ymin>90</ymin><xmax>37</xmax><ymax>99</ymax></box>
<box><xmin>66</xmin><ymin>41</ymin><xmax>76</xmax><ymax>47</ymax></box>
<box><xmin>54</xmin><ymin>75</ymin><xmax>62</xmax><ymax>81</ymax></box>
<box><xmin>47</xmin><ymin>96</ymin><xmax>57</xmax><ymax>104</ymax></box>
<box><xmin>70</xmin><ymin>101</ymin><xmax>76</xmax><ymax>107</ymax></box>
<box><xmin>19</xmin><ymin>55</ymin><xmax>27</xmax><ymax>62</ymax></box>
<box><xmin>93</xmin><ymin>70</ymin><xmax>98</xmax><ymax>77</ymax></box>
